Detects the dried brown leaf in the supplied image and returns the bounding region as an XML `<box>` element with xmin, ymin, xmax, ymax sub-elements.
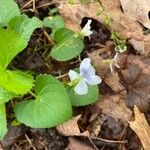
<box><xmin>56</xmin><ymin>115</ymin><xmax>89</xmax><ymax>137</ymax></box>
<box><xmin>92</xmin><ymin>94</ymin><xmax>132</xmax><ymax>122</ymax></box>
<box><xmin>104</xmin><ymin>72</ymin><xmax>124</xmax><ymax>92</ymax></box>
<box><xmin>120</xmin><ymin>0</ymin><xmax>150</xmax><ymax>29</ymax></box>
<box><xmin>129</xmin><ymin>34</ymin><xmax>150</xmax><ymax>56</ymax></box>
<box><xmin>129</xmin><ymin>106</ymin><xmax>150</xmax><ymax>150</ymax></box>
<box><xmin>124</xmin><ymin>55</ymin><xmax>150</xmax><ymax>112</ymax></box>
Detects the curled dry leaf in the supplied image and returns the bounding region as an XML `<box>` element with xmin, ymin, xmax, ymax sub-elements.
<box><xmin>129</xmin><ymin>105</ymin><xmax>150</xmax><ymax>150</ymax></box>
<box><xmin>124</xmin><ymin>55</ymin><xmax>150</xmax><ymax>112</ymax></box>
<box><xmin>120</xmin><ymin>0</ymin><xmax>150</xmax><ymax>29</ymax></box>
<box><xmin>56</xmin><ymin>115</ymin><xmax>89</xmax><ymax>137</ymax></box>
<box><xmin>91</xmin><ymin>94</ymin><xmax>132</xmax><ymax>123</ymax></box>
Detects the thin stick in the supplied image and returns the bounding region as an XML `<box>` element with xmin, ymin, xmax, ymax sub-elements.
<box><xmin>32</xmin><ymin>0</ymin><xmax>36</xmax><ymax>12</ymax></box>
<box><xmin>56</xmin><ymin>73</ymin><xmax>68</xmax><ymax>79</ymax></box>
<box><xmin>25</xmin><ymin>134</ymin><xmax>36</xmax><ymax>150</ymax></box>
<box><xmin>92</xmin><ymin>137</ymin><xmax>128</xmax><ymax>144</ymax></box>
<box><xmin>88</xmin><ymin>137</ymin><xmax>99</xmax><ymax>150</ymax></box>
<box><xmin>44</xmin><ymin>31</ymin><xmax>55</xmax><ymax>46</ymax></box>
<box><xmin>36</xmin><ymin>2</ymin><xmax>54</xmax><ymax>8</ymax></box>
<box><xmin>21</xmin><ymin>0</ymin><xmax>33</xmax><ymax>10</ymax></box>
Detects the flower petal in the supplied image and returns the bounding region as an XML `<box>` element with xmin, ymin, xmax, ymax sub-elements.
<box><xmin>68</xmin><ymin>70</ymin><xmax>79</xmax><ymax>81</ymax></box>
<box><xmin>87</xmin><ymin>66</ymin><xmax>96</xmax><ymax>76</ymax></box>
<box><xmin>85</xmin><ymin>75</ymin><xmax>102</xmax><ymax>85</ymax></box>
<box><xmin>74</xmin><ymin>80</ymin><xmax>88</xmax><ymax>95</ymax></box>
<box><xmin>80</xmin><ymin>58</ymin><xmax>91</xmax><ymax>75</ymax></box>
<box><xmin>81</xmin><ymin>20</ymin><xmax>93</xmax><ymax>36</ymax></box>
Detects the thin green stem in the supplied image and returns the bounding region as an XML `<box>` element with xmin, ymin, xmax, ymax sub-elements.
<box><xmin>29</xmin><ymin>91</ymin><xmax>37</xmax><ymax>98</ymax></box>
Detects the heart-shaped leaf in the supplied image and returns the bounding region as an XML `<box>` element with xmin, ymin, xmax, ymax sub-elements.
<box><xmin>0</xmin><ymin>28</ymin><xmax>26</xmax><ymax>69</ymax></box>
<box><xmin>0</xmin><ymin>70</ymin><xmax>33</xmax><ymax>95</ymax></box>
<box><xmin>50</xmin><ymin>28</ymin><xmax>84</xmax><ymax>61</ymax></box>
<box><xmin>43</xmin><ymin>15</ymin><xmax>65</xmax><ymax>37</ymax></box>
<box><xmin>0</xmin><ymin>0</ymin><xmax>20</xmax><ymax>26</ymax></box>
<box><xmin>0</xmin><ymin>88</ymin><xmax>15</xmax><ymax>105</ymax></box>
<box><xmin>67</xmin><ymin>85</ymin><xmax>99</xmax><ymax>106</ymax></box>
<box><xmin>8</xmin><ymin>15</ymin><xmax>42</xmax><ymax>42</ymax></box>
<box><xmin>15</xmin><ymin>74</ymin><xmax>72</xmax><ymax>128</ymax></box>
<box><xmin>0</xmin><ymin>104</ymin><xmax>7</xmax><ymax>139</ymax></box>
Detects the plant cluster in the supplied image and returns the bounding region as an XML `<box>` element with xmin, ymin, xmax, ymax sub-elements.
<box><xmin>0</xmin><ymin>0</ymin><xmax>101</xmax><ymax>139</ymax></box>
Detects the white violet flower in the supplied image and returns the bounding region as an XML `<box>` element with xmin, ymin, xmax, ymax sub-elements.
<box><xmin>68</xmin><ymin>58</ymin><xmax>102</xmax><ymax>95</ymax></box>
<box><xmin>80</xmin><ymin>19</ymin><xmax>93</xmax><ymax>37</ymax></box>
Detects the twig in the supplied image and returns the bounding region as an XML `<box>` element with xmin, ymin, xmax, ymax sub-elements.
<box><xmin>21</xmin><ymin>0</ymin><xmax>33</xmax><ymax>10</ymax></box>
<box><xmin>25</xmin><ymin>134</ymin><xmax>36</xmax><ymax>150</ymax></box>
<box><xmin>56</xmin><ymin>73</ymin><xmax>68</xmax><ymax>79</ymax></box>
<box><xmin>32</xmin><ymin>0</ymin><xmax>36</xmax><ymax>12</ymax></box>
<box><xmin>44</xmin><ymin>31</ymin><xmax>55</xmax><ymax>46</ymax></box>
<box><xmin>92</xmin><ymin>137</ymin><xmax>128</xmax><ymax>144</ymax></box>
<box><xmin>88</xmin><ymin>137</ymin><xmax>99</xmax><ymax>150</ymax></box>
<box><xmin>36</xmin><ymin>2</ymin><xmax>54</xmax><ymax>8</ymax></box>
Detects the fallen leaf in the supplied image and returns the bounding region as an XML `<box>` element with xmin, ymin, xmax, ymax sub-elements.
<box><xmin>87</xmin><ymin>114</ymin><xmax>105</xmax><ymax>137</ymax></box>
<box><xmin>67</xmin><ymin>137</ymin><xmax>95</xmax><ymax>150</ymax></box>
<box><xmin>56</xmin><ymin>115</ymin><xmax>89</xmax><ymax>137</ymax></box>
<box><xmin>104</xmin><ymin>72</ymin><xmax>124</xmax><ymax>92</ymax></box>
<box><xmin>120</xmin><ymin>0</ymin><xmax>150</xmax><ymax>29</ymax></box>
<box><xmin>129</xmin><ymin>34</ymin><xmax>150</xmax><ymax>56</ymax></box>
<box><xmin>129</xmin><ymin>106</ymin><xmax>150</xmax><ymax>150</ymax></box>
<box><xmin>124</xmin><ymin>55</ymin><xmax>150</xmax><ymax>112</ymax></box>
<box><xmin>91</xmin><ymin>94</ymin><xmax>132</xmax><ymax>123</ymax></box>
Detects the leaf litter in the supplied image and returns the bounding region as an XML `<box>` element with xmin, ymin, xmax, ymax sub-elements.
<box><xmin>1</xmin><ymin>0</ymin><xmax>150</xmax><ymax>149</ymax></box>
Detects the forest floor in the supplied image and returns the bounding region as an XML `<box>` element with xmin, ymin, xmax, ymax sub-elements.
<box><xmin>1</xmin><ymin>0</ymin><xmax>150</xmax><ymax>150</ymax></box>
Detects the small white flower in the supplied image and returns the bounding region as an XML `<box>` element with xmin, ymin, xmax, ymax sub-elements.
<box><xmin>68</xmin><ymin>58</ymin><xmax>102</xmax><ymax>95</ymax></box>
<box><xmin>80</xmin><ymin>20</ymin><xmax>93</xmax><ymax>37</ymax></box>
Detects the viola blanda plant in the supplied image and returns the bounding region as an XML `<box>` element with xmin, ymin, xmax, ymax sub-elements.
<box><xmin>0</xmin><ymin>0</ymin><xmax>101</xmax><ymax>140</ymax></box>
<box><xmin>44</xmin><ymin>18</ymin><xmax>93</xmax><ymax>61</ymax></box>
<box><xmin>67</xmin><ymin>58</ymin><xmax>101</xmax><ymax>106</ymax></box>
<box><xmin>68</xmin><ymin>58</ymin><xmax>102</xmax><ymax>95</ymax></box>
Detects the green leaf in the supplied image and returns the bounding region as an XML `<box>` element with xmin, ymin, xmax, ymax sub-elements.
<box><xmin>8</xmin><ymin>15</ymin><xmax>42</xmax><ymax>42</ymax></box>
<box><xmin>0</xmin><ymin>70</ymin><xmax>33</xmax><ymax>95</ymax></box>
<box><xmin>0</xmin><ymin>28</ymin><xmax>26</xmax><ymax>69</ymax></box>
<box><xmin>50</xmin><ymin>28</ymin><xmax>84</xmax><ymax>61</ymax></box>
<box><xmin>0</xmin><ymin>104</ymin><xmax>7</xmax><ymax>140</ymax></box>
<box><xmin>0</xmin><ymin>0</ymin><xmax>20</xmax><ymax>26</ymax></box>
<box><xmin>67</xmin><ymin>85</ymin><xmax>99</xmax><ymax>106</ymax></box>
<box><xmin>15</xmin><ymin>74</ymin><xmax>72</xmax><ymax>128</ymax></box>
<box><xmin>43</xmin><ymin>15</ymin><xmax>65</xmax><ymax>36</ymax></box>
<box><xmin>0</xmin><ymin>87</ymin><xmax>15</xmax><ymax>105</ymax></box>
